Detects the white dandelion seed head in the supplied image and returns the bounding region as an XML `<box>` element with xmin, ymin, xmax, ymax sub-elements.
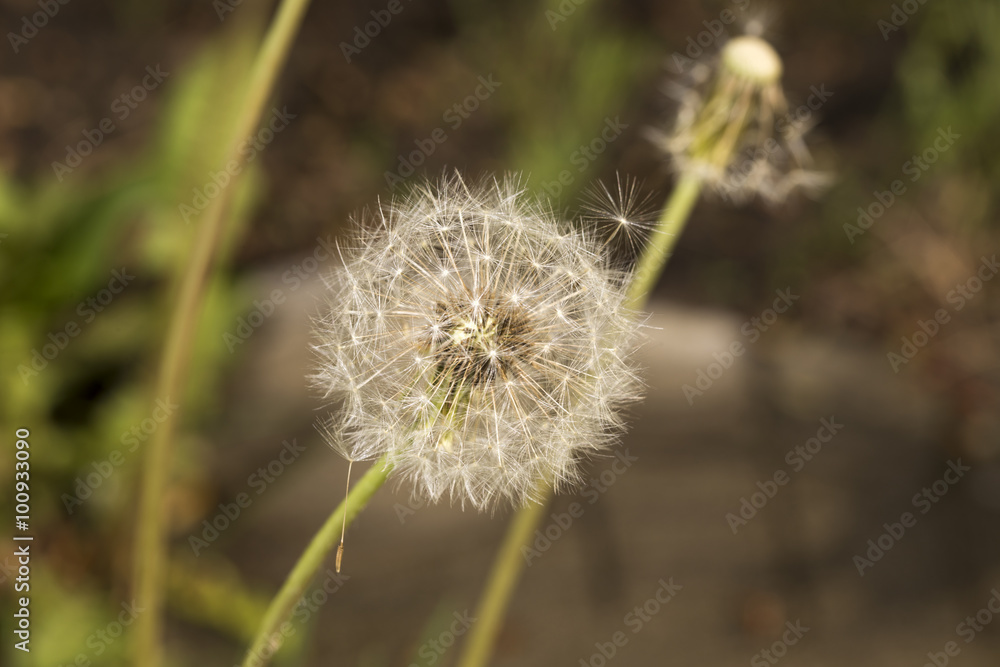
<box><xmin>651</xmin><ymin>33</ymin><xmax>831</xmax><ymax>205</ymax></box>
<box><xmin>312</xmin><ymin>174</ymin><xmax>643</xmax><ymax>510</ymax></box>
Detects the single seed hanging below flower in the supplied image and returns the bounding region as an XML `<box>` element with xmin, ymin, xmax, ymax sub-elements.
<box><xmin>336</xmin><ymin>458</ymin><xmax>352</xmax><ymax>573</ymax></box>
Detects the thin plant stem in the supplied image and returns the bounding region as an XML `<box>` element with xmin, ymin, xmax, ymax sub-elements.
<box><xmin>241</xmin><ymin>456</ymin><xmax>392</xmax><ymax>667</ymax></box>
<box><xmin>455</xmin><ymin>170</ymin><xmax>704</xmax><ymax>667</ymax></box>
<box><xmin>455</xmin><ymin>496</ymin><xmax>549</xmax><ymax>667</ymax></box>
<box><xmin>131</xmin><ymin>0</ymin><xmax>314</xmax><ymax>665</ymax></box>
<box><xmin>627</xmin><ymin>170</ymin><xmax>704</xmax><ymax>309</ymax></box>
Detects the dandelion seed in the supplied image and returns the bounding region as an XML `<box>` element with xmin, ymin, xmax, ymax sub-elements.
<box><xmin>312</xmin><ymin>174</ymin><xmax>643</xmax><ymax>510</ymax></box>
<box><xmin>582</xmin><ymin>175</ymin><xmax>658</xmax><ymax>258</ymax></box>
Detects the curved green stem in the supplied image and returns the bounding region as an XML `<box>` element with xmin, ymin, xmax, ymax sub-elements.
<box><xmin>241</xmin><ymin>456</ymin><xmax>392</xmax><ymax>667</ymax></box>
<box><xmin>627</xmin><ymin>170</ymin><xmax>704</xmax><ymax>309</ymax></box>
<box><xmin>456</xmin><ymin>495</ymin><xmax>549</xmax><ymax>667</ymax></box>
<box><xmin>131</xmin><ymin>1</ymin><xmax>314</xmax><ymax>665</ymax></box>
<box><xmin>456</xmin><ymin>170</ymin><xmax>704</xmax><ymax>667</ymax></box>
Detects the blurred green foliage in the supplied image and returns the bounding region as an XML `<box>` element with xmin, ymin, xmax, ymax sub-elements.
<box><xmin>900</xmin><ymin>0</ymin><xmax>1000</xmax><ymax>189</ymax></box>
<box><xmin>0</xmin><ymin>15</ymin><xmax>278</xmax><ymax>667</ymax></box>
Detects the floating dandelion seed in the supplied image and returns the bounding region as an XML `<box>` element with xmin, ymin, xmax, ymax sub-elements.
<box><xmin>654</xmin><ymin>33</ymin><xmax>830</xmax><ymax>204</ymax></box>
<box><xmin>312</xmin><ymin>174</ymin><xmax>643</xmax><ymax>510</ymax></box>
<box><xmin>581</xmin><ymin>175</ymin><xmax>659</xmax><ymax>259</ymax></box>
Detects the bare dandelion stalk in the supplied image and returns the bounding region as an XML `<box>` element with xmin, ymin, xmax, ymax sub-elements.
<box><xmin>131</xmin><ymin>1</ymin><xmax>313</xmax><ymax>665</ymax></box>
<box><xmin>240</xmin><ymin>456</ymin><xmax>390</xmax><ymax>667</ymax></box>
<box><xmin>626</xmin><ymin>170</ymin><xmax>703</xmax><ymax>309</ymax></box>
<box><xmin>455</xmin><ymin>171</ymin><xmax>701</xmax><ymax>667</ymax></box>
<box><xmin>455</xmin><ymin>494</ymin><xmax>550</xmax><ymax>667</ymax></box>
<box><xmin>457</xmin><ymin>32</ymin><xmax>828</xmax><ymax>667</ymax></box>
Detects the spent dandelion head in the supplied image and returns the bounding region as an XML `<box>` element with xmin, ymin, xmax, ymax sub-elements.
<box><xmin>654</xmin><ymin>33</ymin><xmax>830</xmax><ymax>204</ymax></box>
<box><xmin>312</xmin><ymin>174</ymin><xmax>643</xmax><ymax>510</ymax></box>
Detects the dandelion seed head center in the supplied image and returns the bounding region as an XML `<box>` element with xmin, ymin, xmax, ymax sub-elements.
<box><xmin>314</xmin><ymin>175</ymin><xmax>645</xmax><ymax>509</ymax></box>
<box><xmin>722</xmin><ymin>36</ymin><xmax>782</xmax><ymax>84</ymax></box>
<box><xmin>423</xmin><ymin>296</ymin><xmax>533</xmax><ymax>388</ymax></box>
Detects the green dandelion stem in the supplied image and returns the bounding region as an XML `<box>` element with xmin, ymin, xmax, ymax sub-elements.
<box><xmin>627</xmin><ymin>170</ymin><xmax>704</xmax><ymax>309</ymax></box>
<box><xmin>456</xmin><ymin>494</ymin><xmax>550</xmax><ymax>667</ymax></box>
<box><xmin>241</xmin><ymin>456</ymin><xmax>392</xmax><ymax>667</ymax></box>
<box><xmin>456</xmin><ymin>169</ymin><xmax>704</xmax><ymax>667</ymax></box>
